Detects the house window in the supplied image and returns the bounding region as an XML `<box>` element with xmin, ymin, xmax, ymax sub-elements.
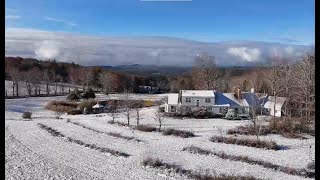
<box><xmin>206</xmin><ymin>107</ymin><xmax>212</xmax><ymax>111</ymax></box>
<box><xmin>205</xmin><ymin>98</ymin><xmax>211</xmax><ymax>103</ymax></box>
<box><xmin>186</xmin><ymin>97</ymin><xmax>191</xmax><ymax>103</ymax></box>
<box><xmin>171</xmin><ymin>106</ymin><xmax>176</xmax><ymax>112</ymax></box>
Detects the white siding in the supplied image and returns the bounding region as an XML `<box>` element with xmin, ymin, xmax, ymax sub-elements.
<box><xmin>181</xmin><ymin>96</ymin><xmax>214</xmax><ymax>107</ymax></box>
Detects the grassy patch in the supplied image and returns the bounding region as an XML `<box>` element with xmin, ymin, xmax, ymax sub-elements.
<box><xmin>163</xmin><ymin>128</ymin><xmax>195</xmax><ymax>138</ymax></box>
<box><xmin>209</xmin><ymin>136</ymin><xmax>280</xmax><ymax>150</ymax></box>
<box><xmin>38</xmin><ymin>123</ymin><xmax>130</xmax><ymax>157</ymax></box>
<box><xmin>142</xmin><ymin>157</ymin><xmax>260</xmax><ymax>180</ymax></box>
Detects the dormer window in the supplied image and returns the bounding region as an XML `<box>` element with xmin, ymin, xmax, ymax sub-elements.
<box><xmin>205</xmin><ymin>98</ymin><xmax>211</xmax><ymax>103</ymax></box>
<box><xmin>186</xmin><ymin>97</ymin><xmax>191</xmax><ymax>103</ymax></box>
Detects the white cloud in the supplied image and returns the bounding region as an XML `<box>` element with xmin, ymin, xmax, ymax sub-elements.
<box><xmin>34</xmin><ymin>40</ymin><xmax>60</xmax><ymax>59</ymax></box>
<box><xmin>6</xmin><ymin>15</ymin><xmax>20</xmax><ymax>20</ymax></box>
<box><xmin>284</xmin><ymin>46</ymin><xmax>294</xmax><ymax>55</ymax></box>
<box><xmin>44</xmin><ymin>17</ymin><xmax>78</xmax><ymax>26</ymax></box>
<box><xmin>227</xmin><ymin>47</ymin><xmax>261</xmax><ymax>62</ymax></box>
<box><xmin>6</xmin><ymin>8</ymin><xmax>19</xmax><ymax>13</ymax></box>
<box><xmin>5</xmin><ymin>28</ymin><xmax>310</xmax><ymax>66</ymax></box>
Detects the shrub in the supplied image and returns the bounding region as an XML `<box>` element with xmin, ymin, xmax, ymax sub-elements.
<box><xmin>67</xmin><ymin>109</ymin><xmax>82</xmax><ymax>115</ymax></box>
<box><xmin>135</xmin><ymin>125</ymin><xmax>157</xmax><ymax>132</ymax></box>
<box><xmin>209</xmin><ymin>136</ymin><xmax>280</xmax><ymax>150</ymax></box>
<box><xmin>53</xmin><ymin>105</ymin><xmax>66</xmax><ymax>119</ymax></box>
<box><xmin>45</xmin><ymin>101</ymin><xmax>78</xmax><ymax>113</ymax></box>
<box><xmin>78</xmin><ymin>99</ymin><xmax>97</xmax><ymax>113</ymax></box>
<box><xmin>307</xmin><ymin>161</ymin><xmax>315</xmax><ymax>170</ymax></box>
<box><xmin>67</xmin><ymin>91</ymin><xmax>80</xmax><ymax>101</ymax></box>
<box><xmin>163</xmin><ymin>128</ymin><xmax>195</xmax><ymax>138</ymax></box>
<box><xmin>228</xmin><ymin>117</ymin><xmax>313</xmax><ymax>139</ymax></box>
<box><xmin>82</xmin><ymin>88</ymin><xmax>95</xmax><ymax>99</ymax></box>
<box><xmin>22</xmin><ymin>112</ymin><xmax>32</xmax><ymax>119</ymax></box>
<box><xmin>227</xmin><ymin>125</ymin><xmax>272</xmax><ymax>136</ymax></box>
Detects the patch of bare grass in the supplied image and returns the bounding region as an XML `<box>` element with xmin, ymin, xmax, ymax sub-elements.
<box><xmin>209</xmin><ymin>136</ymin><xmax>280</xmax><ymax>150</ymax></box>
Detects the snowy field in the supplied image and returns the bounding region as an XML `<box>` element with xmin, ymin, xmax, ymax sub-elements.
<box><xmin>5</xmin><ymin>94</ymin><xmax>315</xmax><ymax>180</ymax></box>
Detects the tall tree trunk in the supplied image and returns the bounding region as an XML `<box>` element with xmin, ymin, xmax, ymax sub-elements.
<box><xmin>12</xmin><ymin>82</ymin><xmax>15</xmax><ymax>96</ymax></box>
<box><xmin>16</xmin><ymin>82</ymin><xmax>19</xmax><ymax>97</ymax></box>
<box><xmin>46</xmin><ymin>83</ymin><xmax>49</xmax><ymax>95</ymax></box>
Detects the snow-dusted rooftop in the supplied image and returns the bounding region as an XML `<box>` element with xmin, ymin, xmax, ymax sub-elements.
<box><xmin>167</xmin><ymin>93</ymin><xmax>179</xmax><ymax>105</ymax></box>
<box><xmin>264</xmin><ymin>96</ymin><xmax>286</xmax><ymax>109</ymax></box>
<box><xmin>180</xmin><ymin>90</ymin><xmax>215</xmax><ymax>97</ymax></box>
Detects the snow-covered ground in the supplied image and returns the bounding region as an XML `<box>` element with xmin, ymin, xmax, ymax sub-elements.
<box><xmin>5</xmin><ymin>94</ymin><xmax>315</xmax><ymax>180</ymax></box>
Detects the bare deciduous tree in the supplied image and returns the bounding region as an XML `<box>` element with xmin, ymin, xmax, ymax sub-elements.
<box><xmin>192</xmin><ymin>52</ymin><xmax>218</xmax><ymax>90</ymax></box>
<box><xmin>99</xmin><ymin>71</ymin><xmax>115</xmax><ymax>95</ymax></box>
<box><xmin>43</xmin><ymin>69</ymin><xmax>52</xmax><ymax>95</ymax></box>
<box><xmin>122</xmin><ymin>91</ymin><xmax>133</xmax><ymax>125</ymax></box>
<box><xmin>109</xmin><ymin>101</ymin><xmax>119</xmax><ymax>123</ymax></box>
<box><xmin>133</xmin><ymin>100</ymin><xmax>144</xmax><ymax>125</ymax></box>
<box><xmin>30</xmin><ymin>67</ymin><xmax>42</xmax><ymax>96</ymax></box>
<box><xmin>265</xmin><ymin>57</ymin><xmax>282</xmax><ymax>126</ymax></box>
<box><xmin>294</xmin><ymin>52</ymin><xmax>315</xmax><ymax>123</ymax></box>
<box><xmin>7</xmin><ymin>65</ymin><xmax>21</xmax><ymax>96</ymax></box>
<box><xmin>22</xmin><ymin>71</ymin><xmax>33</xmax><ymax>96</ymax></box>
<box><xmin>153</xmin><ymin>106</ymin><xmax>165</xmax><ymax>131</ymax></box>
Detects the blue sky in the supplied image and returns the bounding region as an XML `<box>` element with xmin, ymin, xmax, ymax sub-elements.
<box><xmin>5</xmin><ymin>0</ymin><xmax>314</xmax><ymax>45</ymax></box>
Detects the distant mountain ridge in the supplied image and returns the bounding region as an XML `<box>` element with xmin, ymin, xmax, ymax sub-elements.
<box><xmin>97</xmin><ymin>64</ymin><xmax>192</xmax><ymax>76</ymax></box>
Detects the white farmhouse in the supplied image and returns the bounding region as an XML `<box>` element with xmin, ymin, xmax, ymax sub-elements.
<box><xmin>165</xmin><ymin>90</ymin><xmax>215</xmax><ymax>115</ymax></box>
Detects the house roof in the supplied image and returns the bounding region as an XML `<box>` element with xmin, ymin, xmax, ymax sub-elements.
<box><xmin>167</xmin><ymin>93</ymin><xmax>179</xmax><ymax>105</ymax></box>
<box><xmin>242</xmin><ymin>92</ymin><xmax>264</xmax><ymax>106</ymax></box>
<box><xmin>181</xmin><ymin>90</ymin><xmax>215</xmax><ymax>97</ymax></box>
<box><xmin>264</xmin><ymin>96</ymin><xmax>286</xmax><ymax>109</ymax></box>
<box><xmin>214</xmin><ymin>92</ymin><xmax>242</xmax><ymax>107</ymax></box>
